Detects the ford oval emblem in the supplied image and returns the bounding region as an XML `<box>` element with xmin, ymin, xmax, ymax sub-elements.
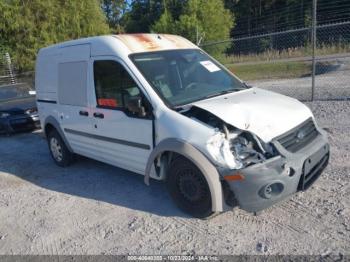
<box><xmin>297</xmin><ymin>130</ymin><xmax>305</xmax><ymax>140</ymax></box>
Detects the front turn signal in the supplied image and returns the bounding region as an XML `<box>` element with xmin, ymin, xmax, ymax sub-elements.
<box><xmin>224</xmin><ymin>173</ymin><xmax>245</xmax><ymax>181</ymax></box>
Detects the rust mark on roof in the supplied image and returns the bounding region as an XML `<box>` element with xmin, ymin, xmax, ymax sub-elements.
<box><xmin>162</xmin><ymin>34</ymin><xmax>188</xmax><ymax>46</ymax></box>
<box><xmin>114</xmin><ymin>34</ymin><xmax>197</xmax><ymax>53</ymax></box>
<box><xmin>130</xmin><ymin>34</ymin><xmax>160</xmax><ymax>50</ymax></box>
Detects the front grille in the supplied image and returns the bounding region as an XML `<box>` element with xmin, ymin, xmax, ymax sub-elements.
<box><xmin>278</xmin><ymin>119</ymin><xmax>319</xmax><ymax>152</ymax></box>
<box><xmin>298</xmin><ymin>153</ymin><xmax>329</xmax><ymax>191</ymax></box>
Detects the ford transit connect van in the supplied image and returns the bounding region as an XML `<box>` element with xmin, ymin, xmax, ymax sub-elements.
<box><xmin>36</xmin><ymin>34</ymin><xmax>329</xmax><ymax>218</ymax></box>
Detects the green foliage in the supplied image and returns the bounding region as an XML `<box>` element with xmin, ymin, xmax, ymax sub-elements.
<box><xmin>151</xmin><ymin>7</ymin><xmax>176</xmax><ymax>33</ymax></box>
<box><xmin>151</xmin><ymin>0</ymin><xmax>234</xmax><ymax>56</ymax></box>
<box><xmin>0</xmin><ymin>0</ymin><xmax>110</xmax><ymax>71</ymax></box>
<box><xmin>101</xmin><ymin>0</ymin><xmax>127</xmax><ymax>33</ymax></box>
<box><xmin>121</xmin><ymin>0</ymin><xmax>163</xmax><ymax>33</ymax></box>
<box><xmin>121</xmin><ymin>0</ymin><xmax>188</xmax><ymax>33</ymax></box>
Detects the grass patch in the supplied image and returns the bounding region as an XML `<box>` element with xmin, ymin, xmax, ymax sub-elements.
<box><xmin>227</xmin><ymin>61</ymin><xmax>311</xmax><ymax>81</ymax></box>
<box><xmin>214</xmin><ymin>43</ymin><xmax>350</xmax><ymax>64</ymax></box>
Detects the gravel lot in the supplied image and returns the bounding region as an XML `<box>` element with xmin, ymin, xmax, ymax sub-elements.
<box><xmin>0</xmin><ymin>99</ymin><xmax>349</xmax><ymax>256</ymax></box>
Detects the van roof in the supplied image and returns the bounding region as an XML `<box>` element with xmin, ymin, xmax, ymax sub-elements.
<box><xmin>39</xmin><ymin>34</ymin><xmax>198</xmax><ymax>55</ymax></box>
<box><xmin>114</xmin><ymin>34</ymin><xmax>197</xmax><ymax>53</ymax></box>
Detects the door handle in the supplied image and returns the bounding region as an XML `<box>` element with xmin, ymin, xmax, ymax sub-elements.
<box><xmin>79</xmin><ymin>110</ymin><xmax>89</xmax><ymax>116</ymax></box>
<box><xmin>93</xmin><ymin>112</ymin><xmax>104</xmax><ymax>119</ymax></box>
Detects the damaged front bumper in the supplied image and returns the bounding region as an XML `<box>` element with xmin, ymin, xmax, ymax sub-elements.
<box><xmin>220</xmin><ymin>132</ymin><xmax>329</xmax><ymax>213</ymax></box>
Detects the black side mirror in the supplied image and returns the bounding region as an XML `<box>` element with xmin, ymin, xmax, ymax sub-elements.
<box><xmin>126</xmin><ymin>96</ymin><xmax>146</xmax><ymax>117</ymax></box>
<box><xmin>243</xmin><ymin>82</ymin><xmax>253</xmax><ymax>88</ymax></box>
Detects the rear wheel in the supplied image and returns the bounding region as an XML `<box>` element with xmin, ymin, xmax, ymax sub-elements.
<box><xmin>166</xmin><ymin>156</ymin><xmax>213</xmax><ymax>218</ymax></box>
<box><xmin>47</xmin><ymin>129</ymin><xmax>74</xmax><ymax>167</ymax></box>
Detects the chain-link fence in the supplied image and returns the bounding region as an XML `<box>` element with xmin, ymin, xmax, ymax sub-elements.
<box><xmin>0</xmin><ymin>52</ymin><xmax>16</xmax><ymax>86</ymax></box>
<box><xmin>314</xmin><ymin>22</ymin><xmax>350</xmax><ymax>100</ymax></box>
<box><xmin>202</xmin><ymin>21</ymin><xmax>350</xmax><ymax>101</ymax></box>
<box><xmin>0</xmin><ymin>52</ymin><xmax>35</xmax><ymax>89</ymax></box>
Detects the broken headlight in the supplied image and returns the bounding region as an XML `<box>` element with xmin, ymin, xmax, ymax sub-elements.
<box><xmin>230</xmin><ymin>135</ymin><xmax>266</xmax><ymax>167</ymax></box>
<box><xmin>207</xmin><ymin>132</ymin><xmax>244</xmax><ymax>169</ymax></box>
<box><xmin>207</xmin><ymin>130</ymin><xmax>272</xmax><ymax>170</ymax></box>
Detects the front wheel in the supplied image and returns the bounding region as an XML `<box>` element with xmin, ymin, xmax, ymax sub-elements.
<box><xmin>47</xmin><ymin>129</ymin><xmax>74</xmax><ymax>167</ymax></box>
<box><xmin>166</xmin><ymin>156</ymin><xmax>213</xmax><ymax>218</ymax></box>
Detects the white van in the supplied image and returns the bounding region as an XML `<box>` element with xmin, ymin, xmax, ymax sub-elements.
<box><xmin>36</xmin><ymin>34</ymin><xmax>329</xmax><ymax>218</ymax></box>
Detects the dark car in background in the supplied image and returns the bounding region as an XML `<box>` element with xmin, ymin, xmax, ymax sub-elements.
<box><xmin>0</xmin><ymin>84</ymin><xmax>40</xmax><ymax>135</ymax></box>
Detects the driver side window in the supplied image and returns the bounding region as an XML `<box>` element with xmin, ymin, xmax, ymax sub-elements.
<box><xmin>93</xmin><ymin>60</ymin><xmax>140</xmax><ymax>109</ymax></box>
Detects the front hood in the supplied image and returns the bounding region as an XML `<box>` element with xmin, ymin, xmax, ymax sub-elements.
<box><xmin>0</xmin><ymin>96</ymin><xmax>36</xmax><ymax>114</ymax></box>
<box><xmin>192</xmin><ymin>87</ymin><xmax>313</xmax><ymax>142</ymax></box>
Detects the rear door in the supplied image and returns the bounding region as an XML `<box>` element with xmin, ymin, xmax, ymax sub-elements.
<box><xmin>57</xmin><ymin>44</ymin><xmax>95</xmax><ymax>156</ymax></box>
<box><xmin>88</xmin><ymin>57</ymin><xmax>154</xmax><ymax>174</ymax></box>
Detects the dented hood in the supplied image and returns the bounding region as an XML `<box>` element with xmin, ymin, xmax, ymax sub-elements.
<box><xmin>192</xmin><ymin>87</ymin><xmax>313</xmax><ymax>142</ymax></box>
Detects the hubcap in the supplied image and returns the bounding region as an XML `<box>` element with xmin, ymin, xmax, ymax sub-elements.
<box><xmin>50</xmin><ymin>137</ymin><xmax>63</xmax><ymax>162</ymax></box>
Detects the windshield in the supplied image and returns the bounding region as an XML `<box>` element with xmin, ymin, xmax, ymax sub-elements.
<box><xmin>0</xmin><ymin>85</ymin><xmax>34</xmax><ymax>102</ymax></box>
<box><xmin>130</xmin><ymin>49</ymin><xmax>246</xmax><ymax>107</ymax></box>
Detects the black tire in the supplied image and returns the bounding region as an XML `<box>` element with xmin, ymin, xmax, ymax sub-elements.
<box><xmin>166</xmin><ymin>156</ymin><xmax>213</xmax><ymax>218</ymax></box>
<box><xmin>47</xmin><ymin>129</ymin><xmax>74</xmax><ymax>167</ymax></box>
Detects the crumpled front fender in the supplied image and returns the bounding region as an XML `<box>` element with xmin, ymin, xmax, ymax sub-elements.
<box><xmin>144</xmin><ymin>138</ymin><xmax>224</xmax><ymax>212</ymax></box>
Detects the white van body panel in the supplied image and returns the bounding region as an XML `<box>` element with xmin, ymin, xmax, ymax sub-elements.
<box><xmin>40</xmin><ymin>44</ymin><xmax>95</xmax><ymax>156</ymax></box>
<box><xmin>35</xmin><ymin>50</ymin><xmax>59</xmax><ymax>99</ymax></box>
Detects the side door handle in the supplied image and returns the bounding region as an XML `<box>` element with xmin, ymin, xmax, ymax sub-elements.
<box><xmin>79</xmin><ymin>110</ymin><xmax>89</xmax><ymax>116</ymax></box>
<box><xmin>93</xmin><ymin>112</ymin><xmax>104</xmax><ymax>119</ymax></box>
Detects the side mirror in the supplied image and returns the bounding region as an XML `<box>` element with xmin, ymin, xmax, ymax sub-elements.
<box><xmin>126</xmin><ymin>96</ymin><xmax>146</xmax><ymax>117</ymax></box>
<box><xmin>243</xmin><ymin>82</ymin><xmax>253</xmax><ymax>88</ymax></box>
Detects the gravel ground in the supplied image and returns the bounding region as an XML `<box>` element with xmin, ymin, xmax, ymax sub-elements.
<box><xmin>0</xmin><ymin>100</ymin><xmax>349</xmax><ymax>256</ymax></box>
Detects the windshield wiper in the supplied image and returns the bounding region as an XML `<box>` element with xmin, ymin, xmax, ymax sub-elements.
<box><xmin>173</xmin><ymin>88</ymin><xmax>243</xmax><ymax>108</ymax></box>
<box><xmin>203</xmin><ymin>89</ymin><xmax>238</xmax><ymax>99</ymax></box>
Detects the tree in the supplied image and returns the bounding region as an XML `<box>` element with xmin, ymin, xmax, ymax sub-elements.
<box><xmin>151</xmin><ymin>0</ymin><xmax>234</xmax><ymax>55</ymax></box>
<box><xmin>121</xmin><ymin>0</ymin><xmax>187</xmax><ymax>33</ymax></box>
<box><xmin>0</xmin><ymin>0</ymin><xmax>110</xmax><ymax>71</ymax></box>
<box><xmin>151</xmin><ymin>5</ymin><xmax>176</xmax><ymax>34</ymax></box>
<box><xmin>101</xmin><ymin>0</ymin><xmax>127</xmax><ymax>33</ymax></box>
<box><xmin>121</xmin><ymin>0</ymin><xmax>163</xmax><ymax>33</ymax></box>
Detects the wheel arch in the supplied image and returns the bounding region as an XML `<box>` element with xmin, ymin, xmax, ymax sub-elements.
<box><xmin>145</xmin><ymin>138</ymin><xmax>224</xmax><ymax>212</ymax></box>
<box><xmin>44</xmin><ymin>116</ymin><xmax>73</xmax><ymax>152</ymax></box>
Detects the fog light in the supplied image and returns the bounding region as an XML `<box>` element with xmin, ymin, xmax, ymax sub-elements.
<box><xmin>259</xmin><ymin>182</ymin><xmax>284</xmax><ymax>199</ymax></box>
<box><xmin>265</xmin><ymin>185</ymin><xmax>272</xmax><ymax>195</ymax></box>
